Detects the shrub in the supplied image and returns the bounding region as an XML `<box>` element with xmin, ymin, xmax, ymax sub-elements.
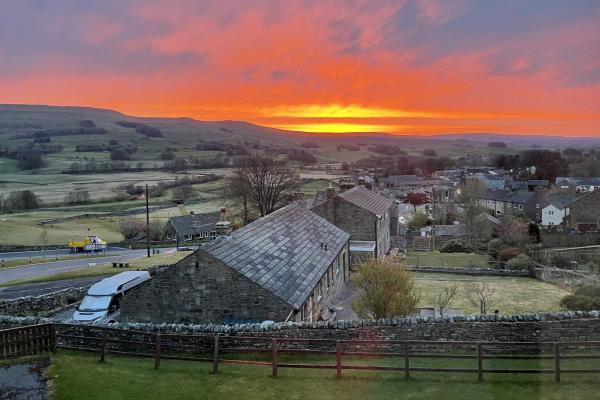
<box><xmin>560</xmin><ymin>295</ymin><xmax>600</xmax><ymax>311</ymax></box>
<box><xmin>352</xmin><ymin>260</ymin><xmax>419</xmax><ymax>319</ymax></box>
<box><xmin>407</xmin><ymin>211</ymin><xmax>428</xmax><ymax>230</ymax></box>
<box><xmin>505</xmin><ymin>254</ymin><xmax>534</xmax><ymax>271</ymax></box>
<box><xmin>487</xmin><ymin>238</ymin><xmax>504</xmax><ymax>258</ymax></box>
<box><xmin>440</xmin><ymin>239</ymin><xmax>476</xmax><ymax>253</ymax></box>
<box><xmin>117</xmin><ymin>219</ymin><xmax>145</xmax><ymax>239</ymax></box>
<box><xmin>497</xmin><ymin>246</ymin><xmax>523</xmax><ymax>262</ymax></box>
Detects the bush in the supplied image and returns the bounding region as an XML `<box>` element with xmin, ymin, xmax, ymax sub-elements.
<box><xmin>505</xmin><ymin>254</ymin><xmax>534</xmax><ymax>271</ymax></box>
<box><xmin>487</xmin><ymin>238</ymin><xmax>504</xmax><ymax>258</ymax></box>
<box><xmin>497</xmin><ymin>246</ymin><xmax>523</xmax><ymax>262</ymax></box>
<box><xmin>407</xmin><ymin>211</ymin><xmax>428</xmax><ymax>230</ymax></box>
<box><xmin>117</xmin><ymin>219</ymin><xmax>145</xmax><ymax>239</ymax></box>
<box><xmin>2</xmin><ymin>190</ymin><xmax>40</xmax><ymax>211</ymax></box>
<box><xmin>440</xmin><ymin>239</ymin><xmax>476</xmax><ymax>253</ymax></box>
<box><xmin>561</xmin><ymin>295</ymin><xmax>600</xmax><ymax>311</ymax></box>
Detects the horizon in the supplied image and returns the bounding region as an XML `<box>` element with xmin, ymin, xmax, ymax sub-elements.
<box><xmin>1</xmin><ymin>1</ymin><xmax>600</xmax><ymax>136</ymax></box>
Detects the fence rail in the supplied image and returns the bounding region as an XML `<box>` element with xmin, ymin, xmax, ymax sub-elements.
<box><xmin>2</xmin><ymin>323</ymin><xmax>600</xmax><ymax>383</ymax></box>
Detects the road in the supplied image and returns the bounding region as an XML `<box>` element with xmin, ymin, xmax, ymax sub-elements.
<box><xmin>0</xmin><ymin>276</ymin><xmax>104</xmax><ymax>299</ymax></box>
<box><xmin>0</xmin><ymin>246</ymin><xmax>128</xmax><ymax>260</ymax></box>
<box><xmin>0</xmin><ymin>249</ymin><xmax>153</xmax><ymax>285</ymax></box>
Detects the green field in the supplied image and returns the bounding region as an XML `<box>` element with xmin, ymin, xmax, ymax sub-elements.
<box><xmin>414</xmin><ymin>273</ymin><xmax>568</xmax><ymax>314</ymax></box>
<box><xmin>406</xmin><ymin>251</ymin><xmax>491</xmax><ymax>268</ymax></box>
<box><xmin>47</xmin><ymin>350</ymin><xmax>600</xmax><ymax>400</ymax></box>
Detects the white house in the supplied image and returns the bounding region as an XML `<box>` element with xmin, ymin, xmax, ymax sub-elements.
<box><xmin>541</xmin><ymin>193</ymin><xmax>577</xmax><ymax>228</ymax></box>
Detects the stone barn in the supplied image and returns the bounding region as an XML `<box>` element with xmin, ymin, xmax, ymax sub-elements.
<box><xmin>121</xmin><ymin>203</ymin><xmax>350</xmax><ymax>324</ymax></box>
<box><xmin>311</xmin><ymin>185</ymin><xmax>393</xmax><ymax>264</ymax></box>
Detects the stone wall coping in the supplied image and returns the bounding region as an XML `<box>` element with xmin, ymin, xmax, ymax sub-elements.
<box><xmin>2</xmin><ymin>310</ymin><xmax>599</xmax><ymax>335</ymax></box>
<box><xmin>406</xmin><ymin>266</ymin><xmax>529</xmax><ymax>276</ymax></box>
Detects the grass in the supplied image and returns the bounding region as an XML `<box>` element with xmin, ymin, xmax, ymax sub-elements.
<box><xmin>47</xmin><ymin>350</ymin><xmax>600</xmax><ymax>400</ymax></box>
<box><xmin>0</xmin><ymin>212</ymin><xmax>124</xmax><ymax>246</ymax></box>
<box><xmin>0</xmin><ymin>254</ymin><xmax>111</xmax><ymax>269</ymax></box>
<box><xmin>414</xmin><ymin>273</ymin><xmax>568</xmax><ymax>314</ymax></box>
<box><xmin>406</xmin><ymin>251</ymin><xmax>491</xmax><ymax>268</ymax></box>
<box><xmin>0</xmin><ymin>251</ymin><xmax>192</xmax><ymax>286</ymax></box>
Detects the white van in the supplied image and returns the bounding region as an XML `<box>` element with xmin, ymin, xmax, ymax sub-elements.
<box><xmin>73</xmin><ymin>271</ymin><xmax>151</xmax><ymax>324</ymax></box>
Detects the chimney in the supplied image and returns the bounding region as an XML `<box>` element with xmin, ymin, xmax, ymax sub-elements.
<box><xmin>215</xmin><ymin>207</ymin><xmax>231</xmax><ymax>236</ymax></box>
<box><xmin>326</xmin><ymin>183</ymin><xmax>335</xmax><ymax>200</ymax></box>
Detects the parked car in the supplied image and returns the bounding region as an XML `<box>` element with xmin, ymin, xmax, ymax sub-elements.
<box><xmin>73</xmin><ymin>271</ymin><xmax>151</xmax><ymax>324</ymax></box>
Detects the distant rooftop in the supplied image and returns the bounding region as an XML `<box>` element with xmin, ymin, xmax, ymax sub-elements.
<box><xmin>337</xmin><ymin>185</ymin><xmax>394</xmax><ymax>216</ymax></box>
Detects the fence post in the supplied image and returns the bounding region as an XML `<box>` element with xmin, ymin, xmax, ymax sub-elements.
<box><xmin>336</xmin><ymin>341</ymin><xmax>343</xmax><ymax>378</ymax></box>
<box><xmin>50</xmin><ymin>324</ymin><xmax>57</xmax><ymax>353</ymax></box>
<box><xmin>100</xmin><ymin>329</ymin><xmax>106</xmax><ymax>363</ymax></box>
<box><xmin>554</xmin><ymin>343</ymin><xmax>561</xmax><ymax>383</ymax></box>
<box><xmin>271</xmin><ymin>338</ymin><xmax>278</xmax><ymax>377</ymax></box>
<box><xmin>404</xmin><ymin>342</ymin><xmax>410</xmax><ymax>379</ymax></box>
<box><xmin>477</xmin><ymin>344</ymin><xmax>483</xmax><ymax>383</ymax></box>
<box><xmin>212</xmin><ymin>336</ymin><xmax>219</xmax><ymax>374</ymax></box>
<box><xmin>154</xmin><ymin>333</ymin><xmax>161</xmax><ymax>370</ymax></box>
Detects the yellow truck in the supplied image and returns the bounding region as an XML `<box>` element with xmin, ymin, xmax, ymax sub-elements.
<box><xmin>67</xmin><ymin>235</ymin><xmax>108</xmax><ymax>252</ymax></box>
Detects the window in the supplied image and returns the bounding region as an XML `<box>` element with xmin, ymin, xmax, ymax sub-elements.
<box><xmin>336</xmin><ymin>257</ymin><xmax>340</xmax><ymax>276</ymax></box>
<box><xmin>518</xmin><ymin>204</ymin><xmax>523</xmax><ymax>210</ymax></box>
<box><xmin>549</xmin><ymin>210</ymin><xmax>554</xmax><ymax>216</ymax></box>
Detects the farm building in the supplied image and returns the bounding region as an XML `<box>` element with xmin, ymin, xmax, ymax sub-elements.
<box><xmin>121</xmin><ymin>203</ymin><xmax>350</xmax><ymax>324</ymax></box>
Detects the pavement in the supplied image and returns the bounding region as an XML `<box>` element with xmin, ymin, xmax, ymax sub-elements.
<box><xmin>0</xmin><ymin>249</ymin><xmax>152</xmax><ymax>286</ymax></box>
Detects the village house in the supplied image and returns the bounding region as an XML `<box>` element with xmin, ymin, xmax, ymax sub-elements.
<box><xmin>478</xmin><ymin>189</ymin><xmax>542</xmax><ymax>221</ymax></box>
<box><xmin>310</xmin><ymin>185</ymin><xmax>393</xmax><ymax>263</ymax></box>
<box><xmin>162</xmin><ymin>211</ymin><xmax>221</xmax><ymax>242</ymax></box>
<box><xmin>541</xmin><ymin>193</ymin><xmax>577</xmax><ymax>228</ymax></box>
<box><xmin>566</xmin><ymin>190</ymin><xmax>600</xmax><ymax>232</ymax></box>
<box><xmin>556</xmin><ymin>177</ymin><xmax>600</xmax><ymax>193</ymax></box>
<box><xmin>120</xmin><ymin>203</ymin><xmax>350</xmax><ymax>324</ymax></box>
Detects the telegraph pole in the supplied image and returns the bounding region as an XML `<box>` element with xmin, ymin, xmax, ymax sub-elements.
<box><xmin>431</xmin><ymin>187</ymin><xmax>436</xmax><ymax>252</ymax></box>
<box><xmin>146</xmin><ymin>184</ymin><xmax>150</xmax><ymax>258</ymax></box>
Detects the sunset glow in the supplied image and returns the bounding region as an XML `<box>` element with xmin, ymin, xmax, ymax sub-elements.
<box><xmin>1</xmin><ymin>1</ymin><xmax>600</xmax><ymax>136</ymax></box>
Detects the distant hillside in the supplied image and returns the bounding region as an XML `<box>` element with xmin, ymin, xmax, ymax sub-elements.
<box><xmin>1</xmin><ymin>104</ymin><xmax>599</xmax><ymax>150</ymax></box>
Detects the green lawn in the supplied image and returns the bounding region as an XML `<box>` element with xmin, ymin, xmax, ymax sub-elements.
<box><xmin>406</xmin><ymin>251</ymin><xmax>491</xmax><ymax>268</ymax></box>
<box><xmin>47</xmin><ymin>350</ymin><xmax>600</xmax><ymax>400</ymax></box>
<box><xmin>414</xmin><ymin>273</ymin><xmax>568</xmax><ymax>314</ymax></box>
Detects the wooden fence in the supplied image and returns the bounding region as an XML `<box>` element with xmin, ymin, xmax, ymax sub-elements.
<box><xmin>0</xmin><ymin>324</ymin><xmax>55</xmax><ymax>358</ymax></box>
<box><xmin>3</xmin><ymin>323</ymin><xmax>600</xmax><ymax>383</ymax></box>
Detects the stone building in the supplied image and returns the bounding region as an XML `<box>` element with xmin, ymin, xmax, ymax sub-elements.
<box><xmin>121</xmin><ymin>203</ymin><xmax>350</xmax><ymax>324</ymax></box>
<box><xmin>311</xmin><ymin>185</ymin><xmax>393</xmax><ymax>263</ymax></box>
<box><xmin>567</xmin><ymin>190</ymin><xmax>600</xmax><ymax>232</ymax></box>
<box><xmin>162</xmin><ymin>211</ymin><xmax>220</xmax><ymax>242</ymax></box>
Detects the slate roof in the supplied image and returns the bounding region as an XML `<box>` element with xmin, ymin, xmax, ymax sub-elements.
<box><xmin>337</xmin><ymin>186</ymin><xmax>394</xmax><ymax>216</ymax></box>
<box><xmin>165</xmin><ymin>212</ymin><xmax>220</xmax><ymax>236</ymax></box>
<box><xmin>544</xmin><ymin>193</ymin><xmax>578</xmax><ymax>209</ymax></box>
<box><xmin>203</xmin><ymin>203</ymin><xmax>350</xmax><ymax>309</ymax></box>
<box><xmin>482</xmin><ymin>188</ymin><xmax>510</xmax><ymax>201</ymax></box>
<box><xmin>505</xmin><ymin>190</ymin><xmax>535</xmax><ymax>204</ymax></box>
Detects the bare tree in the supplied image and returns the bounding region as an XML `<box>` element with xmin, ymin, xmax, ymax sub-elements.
<box><xmin>434</xmin><ymin>283</ymin><xmax>458</xmax><ymax>318</ymax></box>
<box><xmin>457</xmin><ymin>181</ymin><xmax>489</xmax><ymax>244</ymax></box>
<box><xmin>463</xmin><ymin>282</ymin><xmax>496</xmax><ymax>315</ymax></box>
<box><xmin>233</xmin><ymin>155</ymin><xmax>299</xmax><ymax>217</ymax></box>
<box><xmin>227</xmin><ymin>173</ymin><xmax>251</xmax><ymax>225</ymax></box>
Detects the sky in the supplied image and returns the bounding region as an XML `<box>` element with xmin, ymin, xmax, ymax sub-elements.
<box><xmin>1</xmin><ymin>0</ymin><xmax>600</xmax><ymax>136</ymax></box>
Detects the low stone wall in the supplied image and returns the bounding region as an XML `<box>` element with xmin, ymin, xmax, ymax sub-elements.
<box><xmin>0</xmin><ymin>287</ymin><xmax>88</xmax><ymax>317</ymax></box>
<box><xmin>407</xmin><ymin>266</ymin><xmax>529</xmax><ymax>277</ymax></box>
<box><xmin>535</xmin><ymin>267</ymin><xmax>600</xmax><ymax>290</ymax></box>
<box><xmin>2</xmin><ymin>310</ymin><xmax>600</xmax><ymax>354</ymax></box>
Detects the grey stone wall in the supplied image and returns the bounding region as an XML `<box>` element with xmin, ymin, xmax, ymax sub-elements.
<box><xmin>120</xmin><ymin>251</ymin><xmax>294</xmax><ymax>324</ymax></box>
<box><xmin>535</xmin><ymin>267</ymin><xmax>600</xmax><ymax>290</ymax></box>
<box><xmin>407</xmin><ymin>266</ymin><xmax>529</xmax><ymax>277</ymax></box>
<box><xmin>312</xmin><ymin>198</ymin><xmax>391</xmax><ymax>257</ymax></box>
<box><xmin>0</xmin><ymin>287</ymin><xmax>88</xmax><ymax>316</ymax></box>
<box><xmin>3</xmin><ymin>310</ymin><xmax>600</xmax><ymax>354</ymax></box>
